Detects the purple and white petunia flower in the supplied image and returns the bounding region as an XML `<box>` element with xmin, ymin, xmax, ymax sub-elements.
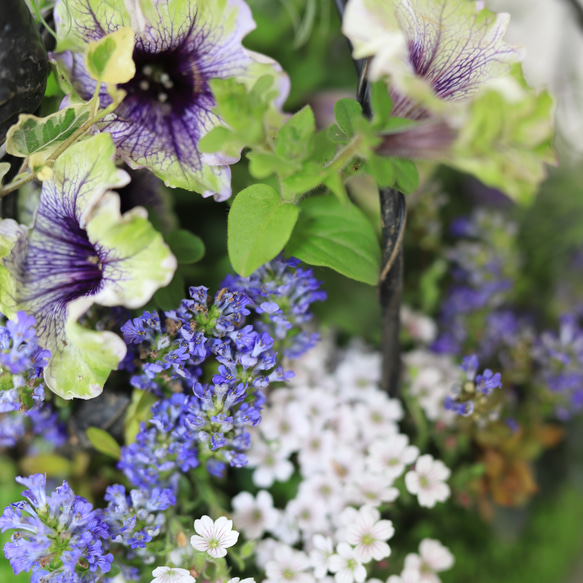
<box><xmin>342</xmin><ymin>0</ymin><xmax>524</xmax><ymax>119</ymax></box>
<box><xmin>342</xmin><ymin>0</ymin><xmax>555</xmax><ymax>203</ymax></box>
<box><xmin>0</xmin><ymin>133</ymin><xmax>176</xmax><ymax>399</ymax></box>
<box><xmin>52</xmin><ymin>0</ymin><xmax>289</xmax><ymax>199</ymax></box>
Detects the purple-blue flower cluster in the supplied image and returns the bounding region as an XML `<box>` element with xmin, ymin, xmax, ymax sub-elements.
<box><xmin>222</xmin><ymin>255</ymin><xmax>327</xmax><ymax>359</ymax></box>
<box><xmin>0</xmin><ymin>474</ymin><xmax>113</xmax><ymax>583</ymax></box>
<box><xmin>118</xmin><ymin>256</ymin><xmax>325</xmax><ymax>486</ymax></box>
<box><xmin>534</xmin><ymin>314</ymin><xmax>583</xmax><ymax>419</ymax></box>
<box><xmin>444</xmin><ymin>354</ymin><xmax>502</xmax><ymax>419</ymax></box>
<box><xmin>0</xmin><ymin>312</ymin><xmax>65</xmax><ymax>449</ymax></box>
<box><xmin>103</xmin><ymin>484</ymin><xmax>175</xmax><ymax>566</ymax></box>
<box><xmin>432</xmin><ymin>211</ymin><xmax>522</xmax><ymax>358</ymax></box>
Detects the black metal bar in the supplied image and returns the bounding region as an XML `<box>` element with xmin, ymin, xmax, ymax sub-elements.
<box><xmin>333</xmin><ymin>0</ymin><xmax>406</xmax><ymax>396</ymax></box>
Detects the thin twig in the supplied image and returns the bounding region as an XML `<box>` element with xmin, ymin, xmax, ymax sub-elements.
<box><xmin>332</xmin><ymin>0</ymin><xmax>406</xmax><ymax>396</ymax></box>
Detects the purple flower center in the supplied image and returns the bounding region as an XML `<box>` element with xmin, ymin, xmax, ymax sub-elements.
<box><xmin>120</xmin><ymin>44</ymin><xmax>212</xmax><ymax>115</ymax></box>
<box><xmin>34</xmin><ymin>216</ymin><xmax>105</xmax><ymax>305</ymax></box>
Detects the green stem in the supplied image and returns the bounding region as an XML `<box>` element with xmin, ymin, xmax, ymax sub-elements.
<box><xmin>0</xmin><ymin>86</ymin><xmax>125</xmax><ymax>199</ymax></box>
<box><xmin>323</xmin><ymin>134</ymin><xmax>363</xmax><ymax>174</ymax></box>
<box><xmin>0</xmin><ymin>171</ymin><xmax>35</xmax><ymax>197</ymax></box>
<box><xmin>190</xmin><ymin>465</ymin><xmax>226</xmax><ymax>517</ymax></box>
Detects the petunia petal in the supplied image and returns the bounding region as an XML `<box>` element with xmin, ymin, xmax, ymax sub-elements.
<box><xmin>0</xmin><ymin>133</ymin><xmax>176</xmax><ymax>399</ymax></box>
<box><xmin>53</xmin><ymin>0</ymin><xmax>288</xmax><ymax>199</ymax></box>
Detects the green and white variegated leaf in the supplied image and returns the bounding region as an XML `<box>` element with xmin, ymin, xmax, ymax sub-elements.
<box><xmin>0</xmin><ymin>162</ymin><xmax>11</xmax><ymax>184</ymax></box>
<box><xmin>6</xmin><ymin>102</ymin><xmax>92</xmax><ymax>168</ymax></box>
<box><xmin>53</xmin><ymin>0</ymin><xmax>289</xmax><ymax>200</ymax></box>
<box><xmin>0</xmin><ymin>132</ymin><xmax>177</xmax><ymax>399</ymax></box>
<box><xmin>0</xmin><ymin>220</ymin><xmax>26</xmax><ymax>319</ymax></box>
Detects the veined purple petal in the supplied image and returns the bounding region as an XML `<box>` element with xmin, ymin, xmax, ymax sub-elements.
<box><xmin>52</xmin><ymin>0</ymin><xmax>269</xmax><ymax>198</ymax></box>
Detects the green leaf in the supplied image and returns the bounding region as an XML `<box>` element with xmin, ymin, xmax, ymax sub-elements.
<box><xmin>6</xmin><ymin>103</ymin><xmax>92</xmax><ymax>166</ymax></box>
<box><xmin>327</xmin><ymin>124</ymin><xmax>349</xmax><ymax>144</ymax></box>
<box><xmin>247</xmin><ymin>151</ymin><xmax>299</xmax><ymax>180</ymax></box>
<box><xmin>240</xmin><ymin>540</ymin><xmax>256</xmax><ymax>559</ymax></box>
<box><xmin>365</xmin><ymin>155</ymin><xmax>395</xmax><ymax>187</ymax></box>
<box><xmin>334</xmin><ymin>98</ymin><xmax>363</xmax><ymax>138</ymax></box>
<box><xmin>392</xmin><ymin>159</ymin><xmax>419</xmax><ymax>194</ymax></box>
<box><xmin>165</xmin><ymin>230</ymin><xmax>205</xmax><ymax>264</ymax></box>
<box><xmin>276</xmin><ymin>106</ymin><xmax>315</xmax><ymax>161</ymax></box>
<box><xmin>124</xmin><ymin>389</ymin><xmax>158</xmax><ymax>445</ymax></box>
<box><xmin>20</xmin><ymin>454</ymin><xmax>71</xmax><ymax>477</ymax></box>
<box><xmin>370</xmin><ymin>80</ymin><xmax>392</xmax><ymax>126</ymax></box>
<box><xmin>0</xmin><ymin>163</ymin><xmax>10</xmax><ymax>184</ymax></box>
<box><xmin>86</xmin><ymin>427</ymin><xmax>121</xmax><ymax>459</ymax></box>
<box><xmin>85</xmin><ymin>27</ymin><xmax>136</xmax><ymax>84</ymax></box>
<box><xmin>228</xmin><ymin>184</ymin><xmax>300</xmax><ymax>276</ymax></box>
<box><xmin>154</xmin><ymin>271</ymin><xmax>185</xmax><ymax>311</ymax></box>
<box><xmin>419</xmin><ymin>258</ymin><xmax>448</xmax><ymax>313</ymax></box>
<box><xmin>286</xmin><ymin>195</ymin><xmax>381</xmax><ymax>285</ymax></box>
<box><xmin>198</xmin><ymin>126</ymin><xmax>234</xmax><ymax>154</ymax></box>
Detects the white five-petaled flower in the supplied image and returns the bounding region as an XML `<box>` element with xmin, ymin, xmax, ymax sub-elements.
<box><xmin>264</xmin><ymin>544</ymin><xmax>314</xmax><ymax>583</ymax></box>
<box><xmin>190</xmin><ymin>515</ymin><xmax>239</xmax><ymax>558</ymax></box>
<box><xmin>341</xmin><ymin>506</ymin><xmax>394</xmax><ymax>564</ymax></box>
<box><xmin>151</xmin><ymin>566</ymin><xmax>196</xmax><ymax>583</ymax></box>
<box><xmin>367</xmin><ymin>433</ymin><xmax>420</xmax><ymax>480</ymax></box>
<box><xmin>328</xmin><ymin>542</ymin><xmax>367</xmax><ymax>583</ymax></box>
<box><xmin>231</xmin><ymin>490</ymin><xmax>280</xmax><ymax>540</ymax></box>
<box><xmin>402</xmin><ymin>538</ymin><xmax>455</xmax><ymax>583</ymax></box>
<box><xmin>405</xmin><ymin>455</ymin><xmax>451</xmax><ymax>508</ymax></box>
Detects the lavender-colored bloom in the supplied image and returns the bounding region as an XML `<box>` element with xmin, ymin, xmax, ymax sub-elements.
<box><xmin>460</xmin><ymin>355</ymin><xmax>479</xmax><ymax>382</ymax></box>
<box><xmin>475</xmin><ymin>369</ymin><xmax>502</xmax><ymax>395</ymax></box>
<box><xmin>0</xmin><ymin>312</ymin><xmax>50</xmax><ymax>377</ymax></box>
<box><xmin>0</xmin><ymin>474</ymin><xmax>112</xmax><ymax>582</ymax></box>
<box><xmin>52</xmin><ymin>0</ymin><xmax>289</xmax><ymax>199</ymax></box>
<box><xmin>104</xmin><ymin>484</ymin><xmax>175</xmax><ymax>563</ymax></box>
<box><xmin>443</xmin><ymin>355</ymin><xmax>502</xmax><ymax>420</ymax></box>
<box><xmin>223</xmin><ymin>255</ymin><xmax>327</xmax><ymax>358</ymax></box>
<box><xmin>534</xmin><ymin>314</ymin><xmax>583</xmax><ymax>418</ymax></box>
<box><xmin>118</xmin><ymin>394</ymin><xmax>200</xmax><ymax>491</ymax></box>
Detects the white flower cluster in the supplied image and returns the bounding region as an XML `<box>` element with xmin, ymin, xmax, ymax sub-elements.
<box><xmin>227</xmin><ymin>342</ymin><xmax>453</xmax><ymax>583</ymax></box>
<box><xmin>403</xmin><ymin>349</ymin><xmax>460</xmax><ymax>424</ymax></box>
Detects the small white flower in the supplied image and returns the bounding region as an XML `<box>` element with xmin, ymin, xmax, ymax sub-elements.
<box><xmin>227</xmin><ymin>578</ymin><xmax>257</xmax><ymax>583</ymax></box>
<box><xmin>354</xmin><ymin>394</ymin><xmax>402</xmax><ymax>441</ymax></box>
<box><xmin>298</xmin><ymin>429</ymin><xmax>337</xmax><ymax>476</ymax></box>
<box><xmin>404</xmin><ymin>350</ymin><xmax>459</xmax><ymax>424</ymax></box>
<box><xmin>403</xmin><ymin>539</ymin><xmax>454</xmax><ymax>583</ymax></box>
<box><xmin>231</xmin><ymin>490</ymin><xmax>280</xmax><ymax>539</ymax></box>
<box><xmin>401</xmin><ymin>306</ymin><xmax>437</xmax><ymax>344</ymax></box>
<box><xmin>344</xmin><ymin>472</ymin><xmax>399</xmax><ymax>507</ymax></box>
<box><xmin>342</xmin><ymin>506</ymin><xmax>394</xmax><ymax>564</ymax></box>
<box><xmin>387</xmin><ymin>572</ymin><xmax>421</xmax><ymax>583</ymax></box>
<box><xmin>246</xmin><ymin>437</ymin><xmax>294</xmax><ymax>488</ymax></box>
<box><xmin>334</xmin><ymin>348</ymin><xmax>382</xmax><ymax>402</ymax></box>
<box><xmin>405</xmin><ymin>455</ymin><xmax>451</xmax><ymax>508</ymax></box>
<box><xmin>151</xmin><ymin>566</ymin><xmax>196</xmax><ymax>583</ymax></box>
<box><xmin>328</xmin><ymin>542</ymin><xmax>367</xmax><ymax>583</ymax></box>
<box><xmin>367</xmin><ymin>434</ymin><xmax>419</xmax><ymax>480</ymax></box>
<box><xmin>260</xmin><ymin>402</ymin><xmax>311</xmax><ymax>455</ymax></box>
<box><xmin>264</xmin><ymin>544</ymin><xmax>315</xmax><ymax>583</ymax></box>
<box><xmin>309</xmin><ymin>534</ymin><xmax>335</xmax><ymax>579</ymax></box>
<box><xmin>297</xmin><ymin>474</ymin><xmax>345</xmax><ymax>516</ymax></box>
<box><xmin>287</xmin><ymin>495</ymin><xmax>329</xmax><ymax>535</ymax></box>
<box><xmin>190</xmin><ymin>515</ymin><xmax>239</xmax><ymax>558</ymax></box>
